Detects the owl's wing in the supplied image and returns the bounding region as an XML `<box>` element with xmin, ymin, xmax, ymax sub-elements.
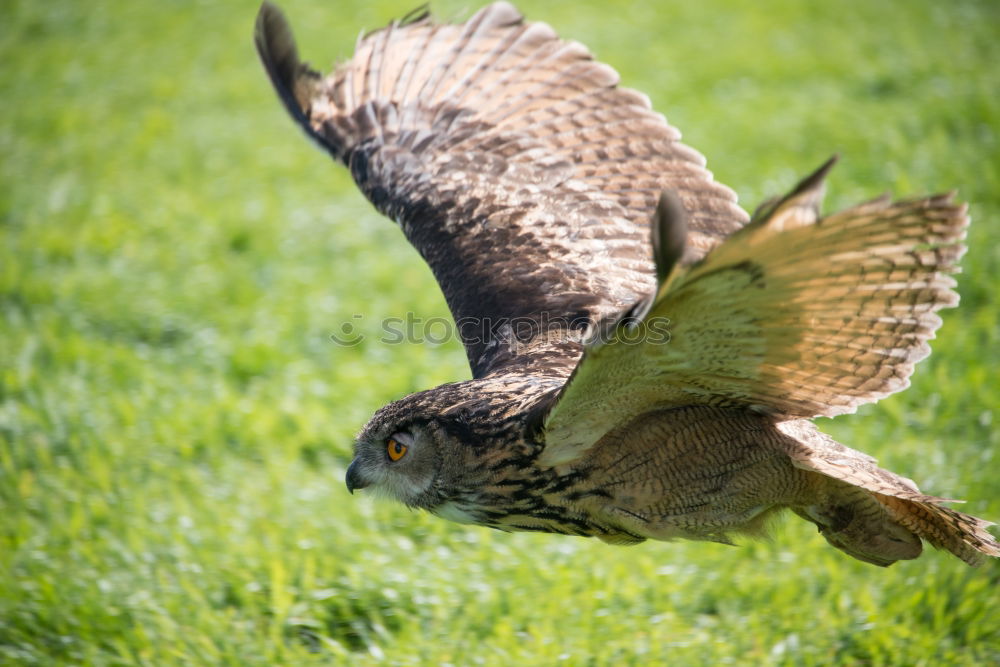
<box><xmin>541</xmin><ymin>158</ymin><xmax>968</xmax><ymax>466</ymax></box>
<box><xmin>255</xmin><ymin>2</ymin><xmax>747</xmax><ymax>377</ymax></box>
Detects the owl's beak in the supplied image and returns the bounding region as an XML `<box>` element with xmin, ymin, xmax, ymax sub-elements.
<box><xmin>345</xmin><ymin>459</ymin><xmax>368</xmax><ymax>494</ymax></box>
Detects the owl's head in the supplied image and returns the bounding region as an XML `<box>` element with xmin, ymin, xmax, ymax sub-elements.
<box><xmin>346</xmin><ymin>381</ymin><xmax>497</xmax><ymax>512</ymax></box>
<box><xmin>346</xmin><ymin>408</ymin><xmax>463</xmax><ymax>511</ymax></box>
<box><xmin>345</xmin><ymin>377</ymin><xmax>557</xmax><ymax>512</ymax></box>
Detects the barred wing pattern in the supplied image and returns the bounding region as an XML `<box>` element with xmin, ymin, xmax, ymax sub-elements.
<box><xmin>542</xmin><ymin>160</ymin><xmax>968</xmax><ymax>466</ymax></box>
<box><xmin>255</xmin><ymin>1</ymin><xmax>747</xmax><ymax>376</ymax></box>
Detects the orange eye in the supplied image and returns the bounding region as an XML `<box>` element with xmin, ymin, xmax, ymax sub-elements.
<box><xmin>386</xmin><ymin>437</ymin><xmax>408</xmax><ymax>462</ymax></box>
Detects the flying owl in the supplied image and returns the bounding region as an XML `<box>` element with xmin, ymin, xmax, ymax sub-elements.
<box><xmin>254</xmin><ymin>1</ymin><xmax>999</xmax><ymax>566</ymax></box>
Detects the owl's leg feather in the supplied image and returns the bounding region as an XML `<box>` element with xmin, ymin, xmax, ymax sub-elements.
<box><xmin>781</xmin><ymin>421</ymin><xmax>1000</xmax><ymax>566</ymax></box>
<box><xmin>793</xmin><ymin>478</ymin><xmax>923</xmax><ymax>567</ymax></box>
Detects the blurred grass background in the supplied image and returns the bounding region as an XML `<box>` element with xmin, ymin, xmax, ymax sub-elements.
<box><xmin>2</xmin><ymin>0</ymin><xmax>999</xmax><ymax>664</ymax></box>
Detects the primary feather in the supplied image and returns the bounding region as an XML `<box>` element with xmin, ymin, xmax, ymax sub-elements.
<box><xmin>255</xmin><ymin>1</ymin><xmax>745</xmax><ymax>376</ymax></box>
<box><xmin>543</xmin><ymin>158</ymin><xmax>969</xmax><ymax>464</ymax></box>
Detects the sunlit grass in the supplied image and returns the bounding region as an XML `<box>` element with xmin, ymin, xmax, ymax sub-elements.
<box><xmin>2</xmin><ymin>0</ymin><xmax>998</xmax><ymax>664</ymax></box>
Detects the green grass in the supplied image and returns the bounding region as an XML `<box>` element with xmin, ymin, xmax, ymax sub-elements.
<box><xmin>2</xmin><ymin>0</ymin><xmax>999</xmax><ymax>664</ymax></box>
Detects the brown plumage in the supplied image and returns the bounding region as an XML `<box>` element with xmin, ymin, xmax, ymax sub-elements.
<box><xmin>254</xmin><ymin>2</ymin><xmax>999</xmax><ymax>566</ymax></box>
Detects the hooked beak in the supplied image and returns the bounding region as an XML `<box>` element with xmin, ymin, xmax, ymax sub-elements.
<box><xmin>345</xmin><ymin>459</ymin><xmax>368</xmax><ymax>494</ymax></box>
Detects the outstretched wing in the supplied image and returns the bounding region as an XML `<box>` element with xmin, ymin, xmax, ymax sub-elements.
<box><xmin>541</xmin><ymin>159</ymin><xmax>968</xmax><ymax>466</ymax></box>
<box><xmin>254</xmin><ymin>2</ymin><xmax>747</xmax><ymax>377</ymax></box>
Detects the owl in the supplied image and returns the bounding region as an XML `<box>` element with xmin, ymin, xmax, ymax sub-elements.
<box><xmin>254</xmin><ymin>2</ymin><xmax>999</xmax><ymax>566</ymax></box>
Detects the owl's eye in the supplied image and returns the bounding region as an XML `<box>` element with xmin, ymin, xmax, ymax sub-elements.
<box><xmin>386</xmin><ymin>436</ymin><xmax>409</xmax><ymax>462</ymax></box>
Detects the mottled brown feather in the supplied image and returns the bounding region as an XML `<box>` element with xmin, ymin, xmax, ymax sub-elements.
<box><xmin>255</xmin><ymin>1</ymin><xmax>747</xmax><ymax>376</ymax></box>
<box><xmin>544</xmin><ymin>161</ymin><xmax>968</xmax><ymax>464</ymax></box>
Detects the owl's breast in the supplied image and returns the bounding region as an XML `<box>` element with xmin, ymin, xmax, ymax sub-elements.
<box><xmin>555</xmin><ymin>406</ymin><xmax>814</xmax><ymax>544</ymax></box>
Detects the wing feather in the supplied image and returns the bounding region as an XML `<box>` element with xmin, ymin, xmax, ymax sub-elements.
<box><xmin>541</xmin><ymin>160</ymin><xmax>968</xmax><ymax>466</ymax></box>
<box><xmin>255</xmin><ymin>2</ymin><xmax>747</xmax><ymax>377</ymax></box>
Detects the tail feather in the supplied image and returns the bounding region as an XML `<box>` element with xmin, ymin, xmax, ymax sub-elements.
<box><xmin>796</xmin><ymin>472</ymin><xmax>999</xmax><ymax>566</ymax></box>
<box><xmin>877</xmin><ymin>494</ymin><xmax>1000</xmax><ymax>566</ymax></box>
<box><xmin>784</xmin><ymin>422</ymin><xmax>998</xmax><ymax>566</ymax></box>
